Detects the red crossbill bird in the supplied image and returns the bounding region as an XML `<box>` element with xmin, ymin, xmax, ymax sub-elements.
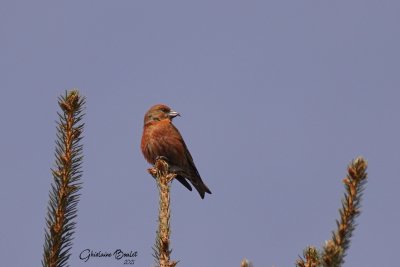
<box><xmin>141</xmin><ymin>104</ymin><xmax>212</xmax><ymax>199</ymax></box>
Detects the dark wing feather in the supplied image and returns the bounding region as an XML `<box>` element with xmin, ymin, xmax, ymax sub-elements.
<box><xmin>175</xmin><ymin>175</ymin><xmax>192</xmax><ymax>191</ymax></box>
<box><xmin>170</xmin><ymin>124</ymin><xmax>212</xmax><ymax>198</ymax></box>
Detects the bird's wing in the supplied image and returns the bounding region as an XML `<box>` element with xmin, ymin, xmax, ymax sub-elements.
<box><xmin>169</xmin><ymin>123</ymin><xmax>201</xmax><ymax>178</ymax></box>
<box><xmin>175</xmin><ymin>175</ymin><xmax>193</xmax><ymax>191</ymax></box>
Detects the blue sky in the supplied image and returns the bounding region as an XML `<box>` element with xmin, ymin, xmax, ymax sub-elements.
<box><xmin>1</xmin><ymin>1</ymin><xmax>399</xmax><ymax>266</ymax></box>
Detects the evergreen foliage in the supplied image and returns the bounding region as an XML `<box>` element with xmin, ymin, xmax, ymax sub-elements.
<box><xmin>42</xmin><ymin>90</ymin><xmax>85</xmax><ymax>267</ymax></box>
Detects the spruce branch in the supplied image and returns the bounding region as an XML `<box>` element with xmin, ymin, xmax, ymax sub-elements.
<box><xmin>42</xmin><ymin>90</ymin><xmax>85</xmax><ymax>267</ymax></box>
<box><xmin>148</xmin><ymin>159</ymin><xmax>178</xmax><ymax>267</ymax></box>
<box><xmin>321</xmin><ymin>156</ymin><xmax>368</xmax><ymax>267</ymax></box>
<box><xmin>295</xmin><ymin>157</ymin><xmax>368</xmax><ymax>267</ymax></box>
<box><xmin>296</xmin><ymin>246</ymin><xmax>321</xmax><ymax>267</ymax></box>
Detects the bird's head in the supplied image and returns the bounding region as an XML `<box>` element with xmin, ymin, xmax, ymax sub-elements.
<box><xmin>144</xmin><ymin>104</ymin><xmax>180</xmax><ymax>125</ymax></box>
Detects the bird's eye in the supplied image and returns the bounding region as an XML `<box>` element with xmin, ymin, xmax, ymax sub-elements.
<box><xmin>148</xmin><ymin>115</ymin><xmax>160</xmax><ymax>121</ymax></box>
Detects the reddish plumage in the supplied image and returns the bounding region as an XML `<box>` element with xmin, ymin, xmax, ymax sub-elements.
<box><xmin>141</xmin><ymin>104</ymin><xmax>212</xmax><ymax>199</ymax></box>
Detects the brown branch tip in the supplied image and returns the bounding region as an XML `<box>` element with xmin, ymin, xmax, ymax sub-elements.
<box><xmin>151</xmin><ymin>159</ymin><xmax>177</xmax><ymax>267</ymax></box>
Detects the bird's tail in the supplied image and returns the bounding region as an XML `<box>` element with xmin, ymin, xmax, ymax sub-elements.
<box><xmin>192</xmin><ymin>177</ymin><xmax>212</xmax><ymax>199</ymax></box>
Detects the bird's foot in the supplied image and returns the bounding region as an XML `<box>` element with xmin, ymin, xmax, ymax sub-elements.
<box><xmin>148</xmin><ymin>168</ymin><xmax>157</xmax><ymax>178</ymax></box>
<box><xmin>154</xmin><ymin>156</ymin><xmax>170</xmax><ymax>173</ymax></box>
<box><xmin>155</xmin><ymin>156</ymin><xmax>168</xmax><ymax>161</ymax></box>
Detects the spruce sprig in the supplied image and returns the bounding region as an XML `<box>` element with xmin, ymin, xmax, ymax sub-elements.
<box><xmin>321</xmin><ymin>156</ymin><xmax>368</xmax><ymax>267</ymax></box>
<box><xmin>296</xmin><ymin>246</ymin><xmax>321</xmax><ymax>267</ymax></box>
<box><xmin>148</xmin><ymin>159</ymin><xmax>178</xmax><ymax>267</ymax></box>
<box><xmin>296</xmin><ymin>157</ymin><xmax>368</xmax><ymax>267</ymax></box>
<box><xmin>42</xmin><ymin>90</ymin><xmax>85</xmax><ymax>267</ymax></box>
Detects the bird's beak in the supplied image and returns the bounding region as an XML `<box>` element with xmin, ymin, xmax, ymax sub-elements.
<box><xmin>168</xmin><ymin>110</ymin><xmax>180</xmax><ymax>118</ymax></box>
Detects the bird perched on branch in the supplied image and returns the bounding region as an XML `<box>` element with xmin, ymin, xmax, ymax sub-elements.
<box><xmin>141</xmin><ymin>104</ymin><xmax>212</xmax><ymax>199</ymax></box>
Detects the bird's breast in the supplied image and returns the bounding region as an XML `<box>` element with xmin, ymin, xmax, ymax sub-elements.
<box><xmin>141</xmin><ymin>122</ymin><xmax>168</xmax><ymax>164</ymax></box>
<box><xmin>141</xmin><ymin>121</ymin><xmax>184</xmax><ymax>166</ymax></box>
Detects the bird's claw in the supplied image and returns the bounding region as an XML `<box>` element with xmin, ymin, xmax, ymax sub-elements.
<box><xmin>155</xmin><ymin>156</ymin><xmax>168</xmax><ymax>161</ymax></box>
<box><xmin>148</xmin><ymin>168</ymin><xmax>157</xmax><ymax>178</ymax></box>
